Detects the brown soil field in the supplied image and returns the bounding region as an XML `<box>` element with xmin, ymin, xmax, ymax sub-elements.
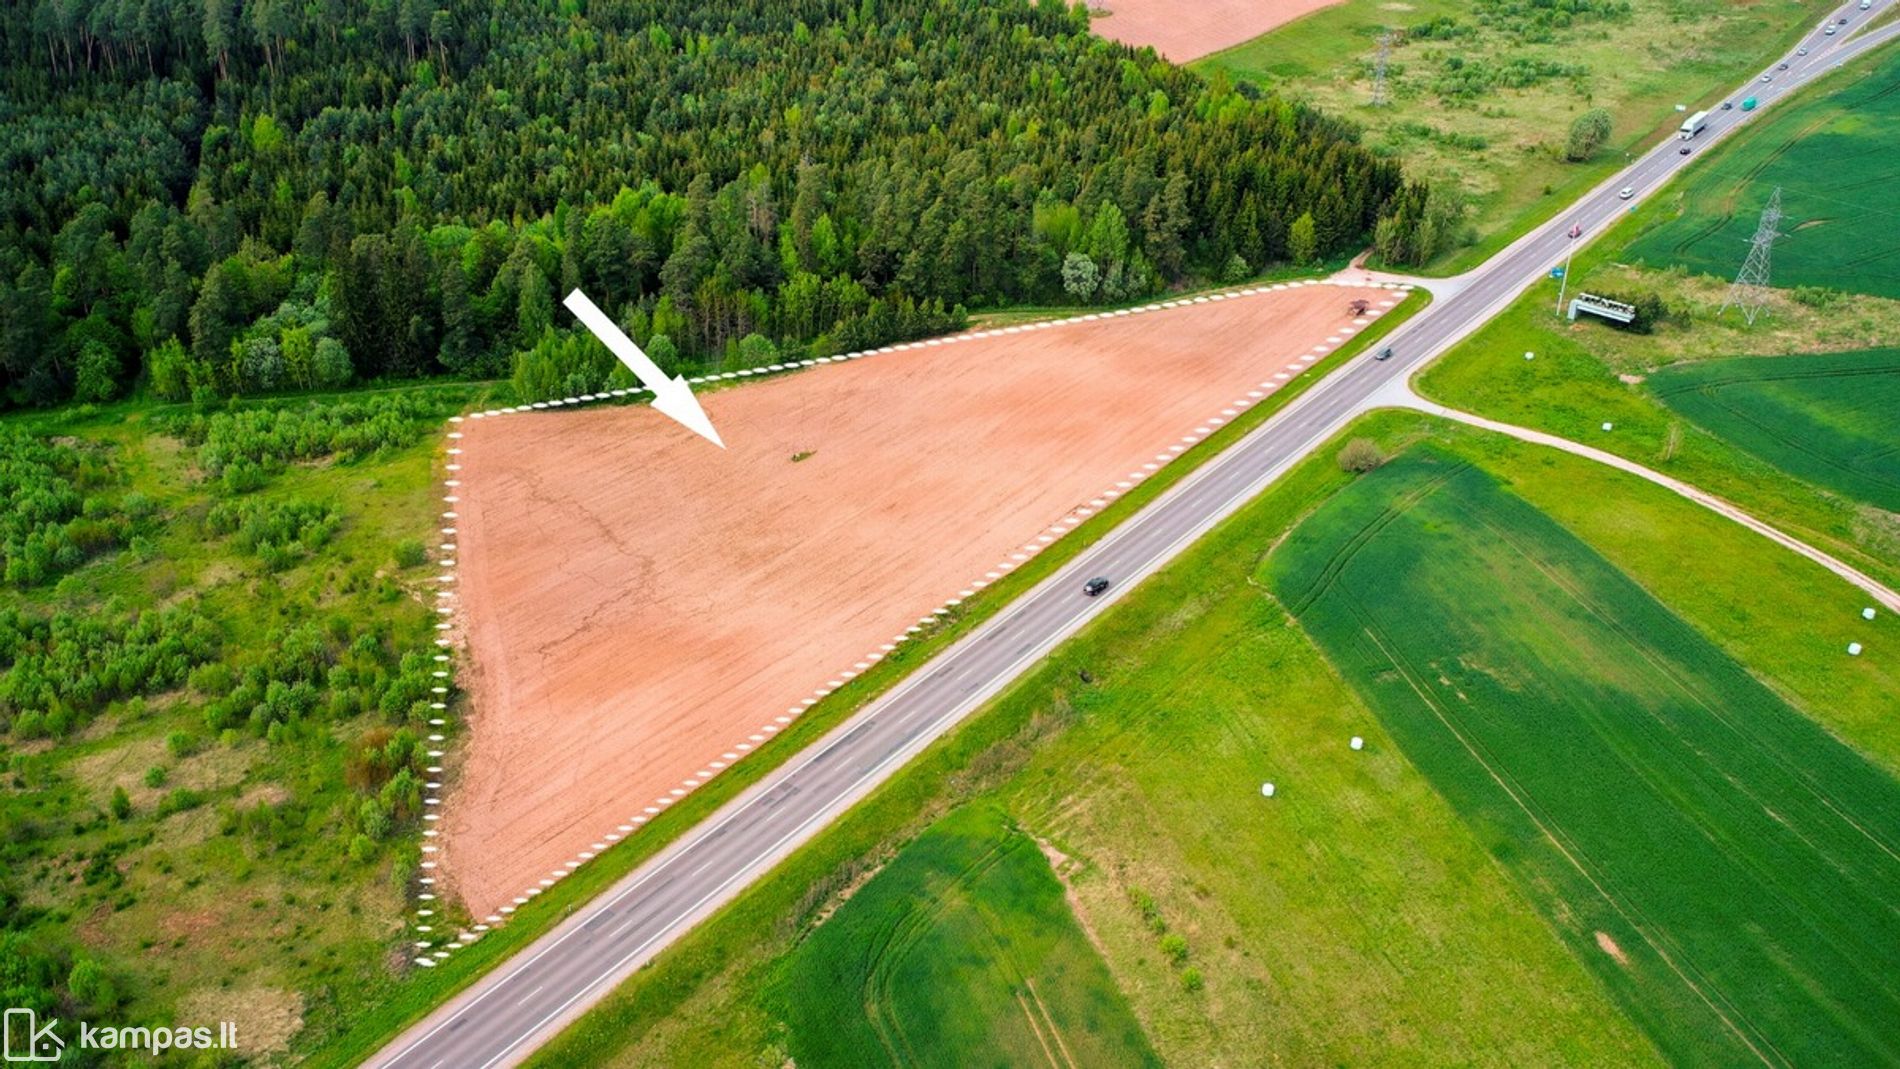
<box><xmin>1090</xmin><ymin>0</ymin><xmax>1342</xmax><ymax>62</ymax></box>
<box><xmin>442</xmin><ymin>280</ymin><xmax>1400</xmax><ymax>916</ymax></box>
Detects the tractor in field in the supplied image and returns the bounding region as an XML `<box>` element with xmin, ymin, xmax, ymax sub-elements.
<box><xmin>1349</xmin><ymin>298</ymin><xmax>1371</xmax><ymax>316</ymax></box>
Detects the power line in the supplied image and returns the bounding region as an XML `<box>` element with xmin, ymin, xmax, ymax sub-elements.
<box><xmin>1718</xmin><ymin>186</ymin><xmax>1783</xmax><ymax>326</ymax></box>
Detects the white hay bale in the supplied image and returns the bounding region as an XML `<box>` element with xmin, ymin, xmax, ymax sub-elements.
<box><xmin>1847</xmin><ymin>642</ymin><xmax>1863</xmax><ymax>656</ymax></box>
<box><xmin>1350</xmin><ymin>736</ymin><xmax>1365</xmax><ymax>751</ymax></box>
<box><xmin>1864</xmin><ymin>607</ymin><xmax>1878</xmax><ymax>621</ymax></box>
<box><xmin>1260</xmin><ymin>782</ymin><xmax>1276</xmax><ymax>798</ymax></box>
<box><xmin>1601</xmin><ymin>422</ymin><xmax>1614</xmax><ymax>431</ymax></box>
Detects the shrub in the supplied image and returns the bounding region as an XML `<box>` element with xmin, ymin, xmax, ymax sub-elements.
<box><xmin>1565</xmin><ymin>108</ymin><xmax>1614</xmax><ymax>161</ymax></box>
<box><xmin>205</xmin><ymin>498</ymin><xmax>340</xmax><ymax>568</ymax></box>
<box><xmin>1288</xmin><ymin>212</ymin><xmax>1319</xmax><ymax>265</ymax></box>
<box><xmin>109</xmin><ymin>786</ymin><xmax>131</xmax><ymax>820</ymax></box>
<box><xmin>1588</xmin><ymin>290</ymin><xmax>1669</xmax><ymax>334</ymax></box>
<box><xmin>189</xmin><ymin>661</ymin><xmax>234</xmax><ymax>697</ymax></box>
<box><xmin>1338</xmin><ymin>438</ymin><xmax>1387</xmax><ymax>474</ymax></box>
<box><xmin>74</xmin><ymin>341</ymin><xmax>123</xmax><ymax>402</ymax></box>
<box><xmin>393</xmin><ymin>539</ymin><xmax>428</xmax><ymax>568</ymax></box>
<box><xmin>148</xmin><ymin>338</ymin><xmax>193</xmax><ymax>402</ymax></box>
<box><xmin>1790</xmin><ymin>285</ymin><xmax>1844</xmax><ymax>309</ymax></box>
<box><xmin>312</xmin><ymin>338</ymin><xmax>355</xmax><ymax>388</ymax></box>
<box><xmin>359</xmin><ymin>798</ymin><xmax>392</xmax><ymax>840</ymax></box>
<box><xmin>0</xmin><ymin>427</ymin><xmax>139</xmax><ymax>587</ymax></box>
<box><xmin>156</xmin><ymin>789</ymin><xmax>205</xmax><ymax>817</ymax></box>
<box><xmin>1181</xmin><ymin>966</ymin><xmax>1204</xmax><ymax>993</ymax></box>
<box><xmin>143</xmin><ymin>766</ymin><xmax>168</xmax><ymax>788</ymax></box>
<box><xmin>1160</xmin><ymin>932</ymin><xmax>1189</xmax><ymax>966</ymax></box>
<box><xmin>736</xmin><ymin>333</ymin><xmax>778</xmax><ymax>367</ymax></box>
<box><xmin>165</xmin><ymin>731</ymin><xmax>199</xmax><ymax>759</ymax></box>
<box><xmin>159</xmin><ymin>392</ymin><xmax>449</xmax><ymax>490</ymax></box>
<box><xmin>68</xmin><ymin>959</ymin><xmax>118</xmax><ymax>1011</ymax></box>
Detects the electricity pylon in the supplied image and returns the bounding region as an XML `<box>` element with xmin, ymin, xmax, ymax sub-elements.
<box><xmin>1718</xmin><ymin>186</ymin><xmax>1784</xmax><ymax>326</ymax></box>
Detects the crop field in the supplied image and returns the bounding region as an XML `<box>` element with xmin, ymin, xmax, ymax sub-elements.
<box><xmin>777</xmin><ymin>805</ymin><xmax>1159</xmax><ymax>1069</ymax></box>
<box><xmin>1086</xmin><ymin>0</ymin><xmax>1343</xmax><ymax>62</ymax></box>
<box><xmin>1628</xmin><ymin>49</ymin><xmax>1900</xmax><ymax>298</ymax></box>
<box><xmin>1267</xmin><ymin>450</ymin><xmax>1900</xmax><ymax>1066</ymax></box>
<box><xmin>1649</xmin><ymin>347</ymin><xmax>1900</xmax><ymax>511</ymax></box>
<box><xmin>1196</xmin><ymin>0</ymin><xmax>1833</xmax><ymax>269</ymax></box>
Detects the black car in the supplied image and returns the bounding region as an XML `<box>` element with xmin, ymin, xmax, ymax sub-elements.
<box><xmin>1083</xmin><ymin>576</ymin><xmax>1111</xmax><ymax>597</ymax></box>
<box><xmin>1722</xmin><ymin>101</ymin><xmax>1733</xmax><ymax>109</ymax></box>
<box><xmin>1679</xmin><ymin>145</ymin><xmax>1692</xmax><ymax>155</ymax></box>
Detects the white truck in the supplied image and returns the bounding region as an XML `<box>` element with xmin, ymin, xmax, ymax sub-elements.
<box><xmin>1679</xmin><ymin>109</ymin><xmax>1710</xmax><ymax>139</ymax></box>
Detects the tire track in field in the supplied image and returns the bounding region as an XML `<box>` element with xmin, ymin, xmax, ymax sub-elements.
<box><xmin>1350</xmin><ymin>617</ymin><xmax>1789</xmax><ymax>1068</ymax></box>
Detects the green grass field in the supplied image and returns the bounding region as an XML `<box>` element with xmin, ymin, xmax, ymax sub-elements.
<box><xmin>1267</xmin><ymin>449</ymin><xmax>1900</xmax><ymax>1065</ymax></box>
<box><xmin>1627</xmin><ymin>48</ymin><xmax>1900</xmax><ymax>298</ymax></box>
<box><xmin>532</xmin><ymin>408</ymin><xmax>1900</xmax><ymax>1068</ymax></box>
<box><xmin>1649</xmin><ymin>347</ymin><xmax>1900</xmax><ymax>511</ymax></box>
<box><xmin>777</xmin><ymin>805</ymin><xmax>1159</xmax><ymax>1069</ymax></box>
<box><xmin>1196</xmin><ymin>0</ymin><xmax>1834</xmax><ymax>272</ymax></box>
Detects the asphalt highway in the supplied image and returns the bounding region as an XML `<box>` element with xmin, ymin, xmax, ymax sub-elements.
<box><xmin>372</xmin><ymin>8</ymin><xmax>1899</xmax><ymax>1066</ymax></box>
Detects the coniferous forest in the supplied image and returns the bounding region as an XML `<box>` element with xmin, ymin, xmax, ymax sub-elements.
<box><xmin>1</xmin><ymin>0</ymin><xmax>1436</xmax><ymax>410</ymax></box>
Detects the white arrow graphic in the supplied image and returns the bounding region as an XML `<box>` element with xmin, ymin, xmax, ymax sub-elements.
<box><xmin>562</xmin><ymin>288</ymin><xmax>725</xmax><ymax>449</ymax></box>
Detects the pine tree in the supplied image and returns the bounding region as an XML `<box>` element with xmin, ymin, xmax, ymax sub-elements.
<box><xmin>189</xmin><ymin>262</ymin><xmax>243</xmax><ymax>369</ymax></box>
<box><xmin>439</xmin><ymin>261</ymin><xmax>478</xmax><ymax>371</ymax></box>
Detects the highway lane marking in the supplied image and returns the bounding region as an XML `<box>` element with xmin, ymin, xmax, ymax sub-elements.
<box><xmin>516</xmin><ymin>985</ymin><xmax>544</xmax><ymax>1006</ymax></box>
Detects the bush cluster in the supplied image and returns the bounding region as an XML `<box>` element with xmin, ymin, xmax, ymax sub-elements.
<box><xmin>0</xmin><ymin>604</ymin><xmax>220</xmax><ymax>739</ymax></box>
<box><xmin>160</xmin><ymin>393</ymin><xmax>450</xmax><ymax>491</ymax></box>
<box><xmin>205</xmin><ymin>497</ymin><xmax>340</xmax><ymax>570</ymax></box>
<box><xmin>0</xmin><ymin>427</ymin><xmax>152</xmax><ymax>587</ymax></box>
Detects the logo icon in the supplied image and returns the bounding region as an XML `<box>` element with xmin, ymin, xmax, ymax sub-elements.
<box><xmin>2</xmin><ymin>1008</ymin><xmax>63</xmax><ymax>1062</ymax></box>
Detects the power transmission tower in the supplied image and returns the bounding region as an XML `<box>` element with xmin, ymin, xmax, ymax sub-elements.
<box><xmin>1718</xmin><ymin>186</ymin><xmax>1783</xmax><ymax>325</ymax></box>
<box><xmin>1371</xmin><ymin>30</ymin><xmax>1393</xmax><ymax>106</ymax></box>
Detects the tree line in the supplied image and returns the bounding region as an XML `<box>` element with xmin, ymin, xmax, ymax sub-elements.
<box><xmin>1</xmin><ymin>0</ymin><xmax>1441</xmax><ymax>409</ymax></box>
